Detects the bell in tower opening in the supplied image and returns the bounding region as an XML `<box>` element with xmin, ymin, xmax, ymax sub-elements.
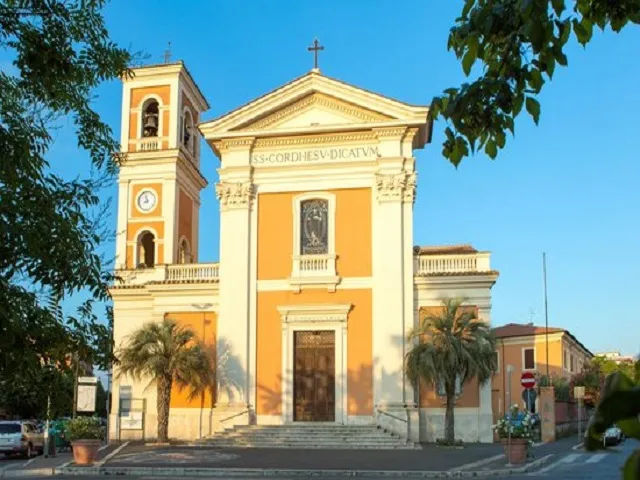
<box><xmin>142</xmin><ymin>99</ymin><xmax>159</xmax><ymax>137</ymax></box>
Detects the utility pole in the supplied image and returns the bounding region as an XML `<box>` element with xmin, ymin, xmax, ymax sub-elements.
<box><xmin>506</xmin><ymin>365</ymin><xmax>513</xmax><ymax>466</ymax></box>
<box><xmin>543</xmin><ymin>253</ymin><xmax>550</xmax><ymax>380</ymax></box>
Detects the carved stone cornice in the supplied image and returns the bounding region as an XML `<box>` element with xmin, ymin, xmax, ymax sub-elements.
<box><xmin>215</xmin><ymin>181</ymin><xmax>255</xmax><ymax>210</ymax></box>
<box><xmin>373</xmin><ymin>127</ymin><xmax>408</xmax><ymax>139</ymax></box>
<box><xmin>217</xmin><ymin>137</ymin><xmax>256</xmax><ymax>153</ymax></box>
<box><xmin>375</xmin><ymin>172</ymin><xmax>417</xmax><ymax>203</ymax></box>
<box><xmin>253</xmin><ymin>131</ymin><xmax>377</xmax><ymax>149</ymax></box>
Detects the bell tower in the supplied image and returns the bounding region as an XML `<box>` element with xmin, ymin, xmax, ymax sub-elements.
<box><xmin>115</xmin><ymin>62</ymin><xmax>209</xmax><ymax>269</ymax></box>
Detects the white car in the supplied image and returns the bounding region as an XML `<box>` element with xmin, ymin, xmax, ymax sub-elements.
<box><xmin>0</xmin><ymin>421</ymin><xmax>44</xmax><ymax>458</ymax></box>
<box><xmin>603</xmin><ymin>425</ymin><xmax>623</xmax><ymax>446</ymax></box>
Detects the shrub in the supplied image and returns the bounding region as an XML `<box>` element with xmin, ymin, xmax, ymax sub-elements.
<box><xmin>66</xmin><ymin>416</ymin><xmax>104</xmax><ymax>441</ymax></box>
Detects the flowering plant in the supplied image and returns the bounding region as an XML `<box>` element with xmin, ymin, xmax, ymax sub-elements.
<box><xmin>492</xmin><ymin>404</ymin><xmax>535</xmax><ymax>440</ymax></box>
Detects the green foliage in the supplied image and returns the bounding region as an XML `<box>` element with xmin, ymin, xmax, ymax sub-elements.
<box><xmin>116</xmin><ymin>319</ymin><xmax>214</xmax><ymax>442</ymax></box>
<box><xmin>537</xmin><ymin>373</ymin><xmax>570</xmax><ymax>401</ymax></box>
<box><xmin>405</xmin><ymin>298</ymin><xmax>497</xmax><ymax>443</ymax></box>
<box><xmin>0</xmin><ymin>367</ymin><xmax>75</xmax><ymax>419</ymax></box>
<box><xmin>0</xmin><ymin>0</ymin><xmax>129</xmax><ymax>398</ymax></box>
<box><xmin>67</xmin><ymin>416</ymin><xmax>104</xmax><ymax>441</ymax></box>
<box><xmin>432</xmin><ymin>0</ymin><xmax>640</xmax><ymax>166</ymax></box>
<box><xmin>585</xmin><ymin>372</ymin><xmax>640</xmax><ymax>479</ymax></box>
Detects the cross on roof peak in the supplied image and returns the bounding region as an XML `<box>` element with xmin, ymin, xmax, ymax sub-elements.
<box><xmin>307</xmin><ymin>38</ymin><xmax>324</xmax><ymax>72</ymax></box>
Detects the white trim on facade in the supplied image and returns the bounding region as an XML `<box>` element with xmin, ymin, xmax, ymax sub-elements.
<box><xmin>289</xmin><ymin>192</ymin><xmax>339</xmax><ymax>291</ymax></box>
<box><xmin>277</xmin><ymin>304</ymin><xmax>350</xmax><ymax>425</ymax></box>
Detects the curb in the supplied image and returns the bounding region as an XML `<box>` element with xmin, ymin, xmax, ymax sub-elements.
<box><xmin>1</xmin><ymin>468</ymin><xmax>56</xmax><ymax>478</ymax></box>
<box><xmin>53</xmin><ymin>455</ymin><xmax>554</xmax><ymax>478</ymax></box>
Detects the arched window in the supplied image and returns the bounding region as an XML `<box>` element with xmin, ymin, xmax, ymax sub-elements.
<box><xmin>300</xmin><ymin>199</ymin><xmax>329</xmax><ymax>255</ymax></box>
<box><xmin>178</xmin><ymin>237</ymin><xmax>191</xmax><ymax>264</ymax></box>
<box><xmin>182</xmin><ymin>109</ymin><xmax>194</xmax><ymax>153</ymax></box>
<box><xmin>136</xmin><ymin>230</ymin><xmax>156</xmax><ymax>268</ymax></box>
<box><xmin>141</xmin><ymin>99</ymin><xmax>159</xmax><ymax>138</ymax></box>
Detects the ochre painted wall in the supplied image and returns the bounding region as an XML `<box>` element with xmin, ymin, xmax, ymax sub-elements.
<box><xmin>131</xmin><ymin>86</ymin><xmax>171</xmax><ymax>108</ymax></box>
<box><xmin>167</xmin><ymin>312</ymin><xmax>217</xmax><ymax>409</ymax></box>
<box><xmin>417</xmin><ymin>306</ymin><xmax>480</xmax><ymax>408</ymax></box>
<box><xmin>126</xmin><ymin>221</ymin><xmax>165</xmax><ymax>242</ymax></box>
<box><xmin>256</xmin><ymin>189</ymin><xmax>372</xmax><ymax>280</ymax></box>
<box><xmin>178</xmin><ymin>189</ymin><xmax>193</xmax><ymax>250</ymax></box>
<box><xmin>256</xmin><ymin>289</ymin><xmax>372</xmax><ymax>416</ymax></box>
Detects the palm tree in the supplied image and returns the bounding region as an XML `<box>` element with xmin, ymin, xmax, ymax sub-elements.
<box><xmin>405</xmin><ymin>298</ymin><xmax>497</xmax><ymax>444</ymax></box>
<box><xmin>116</xmin><ymin>318</ymin><xmax>213</xmax><ymax>442</ymax></box>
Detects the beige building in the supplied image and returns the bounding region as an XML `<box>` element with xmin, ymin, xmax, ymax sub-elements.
<box><xmin>110</xmin><ymin>61</ymin><xmax>499</xmax><ymax>444</ymax></box>
<box><xmin>491</xmin><ymin>323</ymin><xmax>593</xmax><ymax>421</ymax></box>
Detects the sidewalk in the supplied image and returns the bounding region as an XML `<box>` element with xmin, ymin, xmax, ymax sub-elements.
<box><xmin>0</xmin><ymin>443</ymin><xmax>120</xmax><ymax>478</ymax></box>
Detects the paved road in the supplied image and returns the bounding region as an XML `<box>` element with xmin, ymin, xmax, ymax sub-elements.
<box><xmin>514</xmin><ymin>439</ymin><xmax>638</xmax><ymax>479</ymax></box>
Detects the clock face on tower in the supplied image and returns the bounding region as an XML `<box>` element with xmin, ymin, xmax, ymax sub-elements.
<box><xmin>137</xmin><ymin>190</ymin><xmax>157</xmax><ymax>213</ymax></box>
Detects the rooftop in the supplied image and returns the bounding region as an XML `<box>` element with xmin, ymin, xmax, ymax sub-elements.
<box><xmin>493</xmin><ymin>323</ymin><xmax>593</xmax><ymax>357</ymax></box>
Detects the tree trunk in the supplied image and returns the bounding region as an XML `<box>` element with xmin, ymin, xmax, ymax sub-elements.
<box><xmin>444</xmin><ymin>381</ymin><xmax>456</xmax><ymax>444</ymax></box>
<box><xmin>156</xmin><ymin>375</ymin><xmax>172</xmax><ymax>443</ymax></box>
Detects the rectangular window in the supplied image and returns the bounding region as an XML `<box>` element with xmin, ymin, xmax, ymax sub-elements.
<box><xmin>523</xmin><ymin>348</ymin><xmax>535</xmax><ymax>370</ymax></box>
<box><xmin>564</xmin><ymin>350</ymin><xmax>569</xmax><ymax>371</ymax></box>
<box><xmin>570</xmin><ymin>354</ymin><xmax>575</xmax><ymax>373</ymax></box>
<box><xmin>300</xmin><ymin>199</ymin><xmax>329</xmax><ymax>255</ymax></box>
<box><xmin>119</xmin><ymin>385</ymin><xmax>132</xmax><ymax>416</ymax></box>
<box><xmin>493</xmin><ymin>351</ymin><xmax>500</xmax><ymax>374</ymax></box>
<box><xmin>437</xmin><ymin>377</ymin><xmax>462</xmax><ymax>396</ymax></box>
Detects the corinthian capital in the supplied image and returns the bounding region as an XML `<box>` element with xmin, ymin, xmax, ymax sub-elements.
<box><xmin>375</xmin><ymin>172</ymin><xmax>416</xmax><ymax>203</ymax></box>
<box><xmin>215</xmin><ymin>181</ymin><xmax>255</xmax><ymax>210</ymax></box>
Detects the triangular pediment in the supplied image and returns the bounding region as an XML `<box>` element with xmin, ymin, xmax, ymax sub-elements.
<box><xmin>232</xmin><ymin>92</ymin><xmax>393</xmax><ymax>132</ymax></box>
<box><xmin>199</xmin><ymin>71</ymin><xmax>430</xmax><ymax>142</ymax></box>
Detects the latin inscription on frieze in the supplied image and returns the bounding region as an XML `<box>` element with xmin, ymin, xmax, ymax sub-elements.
<box><xmin>251</xmin><ymin>146</ymin><xmax>379</xmax><ymax>165</ymax></box>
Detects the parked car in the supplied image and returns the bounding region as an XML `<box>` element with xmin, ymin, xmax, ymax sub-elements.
<box><xmin>603</xmin><ymin>425</ymin><xmax>623</xmax><ymax>446</ymax></box>
<box><xmin>0</xmin><ymin>421</ymin><xmax>44</xmax><ymax>458</ymax></box>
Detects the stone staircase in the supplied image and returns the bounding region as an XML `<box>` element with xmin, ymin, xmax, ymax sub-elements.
<box><xmin>200</xmin><ymin>424</ymin><xmax>420</xmax><ymax>449</ymax></box>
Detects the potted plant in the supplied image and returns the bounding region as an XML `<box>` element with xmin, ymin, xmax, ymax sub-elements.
<box><xmin>67</xmin><ymin>417</ymin><xmax>104</xmax><ymax>465</ymax></box>
<box><xmin>492</xmin><ymin>404</ymin><xmax>535</xmax><ymax>464</ymax></box>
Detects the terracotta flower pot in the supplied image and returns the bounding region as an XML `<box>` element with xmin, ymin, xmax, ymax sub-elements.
<box><xmin>501</xmin><ymin>438</ymin><xmax>529</xmax><ymax>464</ymax></box>
<box><xmin>71</xmin><ymin>439</ymin><xmax>101</xmax><ymax>465</ymax></box>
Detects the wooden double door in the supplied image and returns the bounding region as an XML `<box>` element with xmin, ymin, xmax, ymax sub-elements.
<box><xmin>293</xmin><ymin>330</ymin><xmax>335</xmax><ymax>422</ymax></box>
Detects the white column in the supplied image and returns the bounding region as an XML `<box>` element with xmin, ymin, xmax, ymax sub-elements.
<box><xmin>216</xmin><ymin>139</ymin><xmax>255</xmax><ymax>411</ymax></box>
<box><xmin>115</xmin><ymin>180</ymin><xmax>129</xmax><ymax>269</ymax></box>
<box><xmin>478</xmin><ymin>305</ymin><xmax>494</xmax><ymax>442</ymax></box>
<box><xmin>372</xmin><ymin>164</ymin><xmax>408</xmax><ymax>408</ymax></box>
<box><xmin>402</xmin><ymin>172</ymin><xmax>417</xmax><ymax>405</ymax></box>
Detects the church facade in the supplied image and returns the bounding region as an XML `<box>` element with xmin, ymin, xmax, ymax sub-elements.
<box><xmin>109</xmin><ymin>61</ymin><xmax>499</xmax><ymax>443</ymax></box>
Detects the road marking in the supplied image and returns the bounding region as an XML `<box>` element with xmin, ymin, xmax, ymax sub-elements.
<box><xmin>98</xmin><ymin>444</ymin><xmax>110</xmax><ymax>452</ymax></box>
<box><xmin>22</xmin><ymin>458</ymin><xmax>36</xmax><ymax>467</ymax></box>
<box><xmin>449</xmin><ymin>453</ymin><xmax>505</xmax><ymax>471</ymax></box>
<box><xmin>536</xmin><ymin>453</ymin><xmax>582</xmax><ymax>474</ymax></box>
<box><xmin>95</xmin><ymin>441</ymin><xmax>129</xmax><ymax>466</ymax></box>
<box><xmin>586</xmin><ymin>453</ymin><xmax>608</xmax><ymax>463</ymax></box>
<box><xmin>560</xmin><ymin>453</ymin><xmax>581</xmax><ymax>464</ymax></box>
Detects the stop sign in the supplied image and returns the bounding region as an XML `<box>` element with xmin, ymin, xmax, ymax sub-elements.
<box><xmin>521</xmin><ymin>372</ymin><xmax>536</xmax><ymax>389</ymax></box>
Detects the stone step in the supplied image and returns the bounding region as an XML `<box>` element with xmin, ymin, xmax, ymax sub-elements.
<box><xmin>201</xmin><ymin>424</ymin><xmax>419</xmax><ymax>450</ymax></box>
<box><xmin>201</xmin><ymin>441</ymin><xmax>419</xmax><ymax>450</ymax></box>
<box><xmin>218</xmin><ymin>431</ymin><xmax>398</xmax><ymax>438</ymax></box>
<box><xmin>212</xmin><ymin>437</ymin><xmax>410</xmax><ymax>443</ymax></box>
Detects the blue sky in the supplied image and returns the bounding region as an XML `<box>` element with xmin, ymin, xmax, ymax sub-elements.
<box><xmin>8</xmin><ymin>1</ymin><xmax>640</xmax><ymax>357</ymax></box>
